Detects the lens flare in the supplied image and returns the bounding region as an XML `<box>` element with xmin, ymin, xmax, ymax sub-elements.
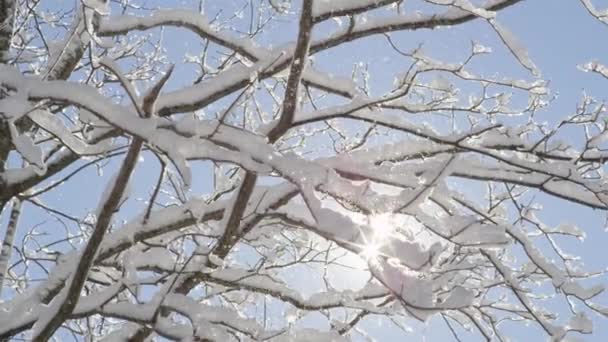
<box><xmin>359</xmin><ymin>213</ymin><xmax>395</xmax><ymax>261</ymax></box>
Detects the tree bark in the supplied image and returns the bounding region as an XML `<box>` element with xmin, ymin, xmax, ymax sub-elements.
<box><xmin>0</xmin><ymin>0</ymin><xmax>16</xmax><ymax>214</ymax></box>
<box><xmin>0</xmin><ymin>197</ymin><xmax>21</xmax><ymax>296</ymax></box>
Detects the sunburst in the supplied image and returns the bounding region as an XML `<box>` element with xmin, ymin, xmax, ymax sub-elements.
<box><xmin>359</xmin><ymin>213</ymin><xmax>397</xmax><ymax>262</ymax></box>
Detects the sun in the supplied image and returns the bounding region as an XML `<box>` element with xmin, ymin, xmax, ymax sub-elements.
<box><xmin>360</xmin><ymin>241</ymin><xmax>381</xmax><ymax>261</ymax></box>
<box><xmin>359</xmin><ymin>213</ymin><xmax>396</xmax><ymax>261</ymax></box>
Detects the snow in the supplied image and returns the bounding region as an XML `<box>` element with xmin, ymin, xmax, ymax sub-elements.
<box><xmin>370</xmin><ymin>258</ymin><xmax>475</xmax><ymax>320</ymax></box>
<box><xmin>567</xmin><ymin>312</ymin><xmax>593</xmax><ymax>334</ymax></box>
<box><xmin>99</xmin><ymin>323</ymin><xmax>142</xmax><ymax>342</ymax></box>
<box><xmin>272</xmin><ymin>328</ymin><xmax>348</xmax><ymax>342</ymax></box>
<box><xmin>490</xmin><ymin>19</ymin><xmax>539</xmax><ymax>76</ymax></box>
<box><xmin>580</xmin><ymin>0</ymin><xmax>608</xmax><ymax>24</ymax></box>
<box><xmin>30</xmin><ymin>285</ymin><xmax>69</xmax><ymax>338</ymax></box>
<box><xmin>429</xmin><ymin>0</ymin><xmax>497</xmax><ymax>19</ymax></box>
<box><xmin>313</xmin><ymin>0</ymin><xmax>387</xmax><ymax>18</ymax></box>
<box><xmin>99</xmin><ymin>9</ymin><xmax>360</xmax><ymax>109</ymax></box>
<box><xmin>164</xmin><ymin>293</ymin><xmax>264</xmax><ymax>339</ymax></box>
<box><xmin>207</xmin><ymin>253</ymin><xmax>225</xmax><ymax>267</ymax></box>
<box><xmin>269</xmin><ymin>0</ymin><xmax>291</xmax><ymax>14</ymax></box>
<box><xmin>8</xmin><ymin>122</ymin><xmax>46</xmax><ymax>175</ymax></box>
<box><xmin>545</xmin><ymin>223</ymin><xmax>586</xmax><ymax>240</ymax></box>
<box><xmin>0</xmin><ymin>91</ymin><xmax>30</xmax><ymax>121</ymax></box>
<box><xmin>448</xmin><ymin>221</ymin><xmax>509</xmax><ymax>246</ymax></box>
<box><xmin>28</xmin><ymin>109</ymin><xmax>113</xmax><ymax>155</ymax></box>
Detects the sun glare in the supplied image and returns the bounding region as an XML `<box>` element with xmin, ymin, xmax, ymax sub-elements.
<box><xmin>360</xmin><ymin>242</ymin><xmax>381</xmax><ymax>260</ymax></box>
<box><xmin>360</xmin><ymin>213</ymin><xmax>396</xmax><ymax>261</ymax></box>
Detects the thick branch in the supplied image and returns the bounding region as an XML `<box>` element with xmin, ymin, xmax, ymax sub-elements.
<box><xmin>0</xmin><ymin>0</ymin><xmax>15</xmax><ymax>64</ymax></box>
<box><xmin>0</xmin><ymin>196</ymin><xmax>20</xmax><ymax>296</ymax></box>
<box><xmin>32</xmin><ymin>137</ymin><xmax>143</xmax><ymax>341</ymax></box>
<box><xmin>267</xmin><ymin>0</ymin><xmax>314</xmax><ymax>141</ymax></box>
